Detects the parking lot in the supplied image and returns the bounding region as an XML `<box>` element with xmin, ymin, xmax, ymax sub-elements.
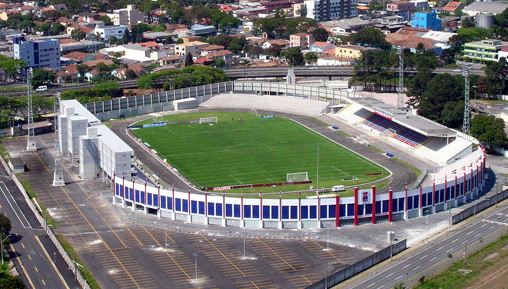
<box><xmin>4</xmin><ymin>133</ymin><xmax>371</xmax><ymax>289</ymax></box>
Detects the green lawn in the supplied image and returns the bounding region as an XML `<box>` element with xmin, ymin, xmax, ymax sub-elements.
<box><xmin>132</xmin><ymin>112</ymin><xmax>389</xmax><ymax>194</ymax></box>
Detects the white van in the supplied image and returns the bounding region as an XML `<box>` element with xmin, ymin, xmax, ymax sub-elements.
<box><xmin>331</xmin><ymin>185</ymin><xmax>345</xmax><ymax>192</ymax></box>
<box><xmin>35</xmin><ymin>85</ymin><xmax>48</xmax><ymax>92</ymax></box>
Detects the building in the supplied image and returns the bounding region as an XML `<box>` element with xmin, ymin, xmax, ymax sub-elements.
<box><xmin>334</xmin><ymin>44</ymin><xmax>378</xmax><ymax>59</ymax></box>
<box><xmin>386</xmin><ymin>1</ymin><xmax>415</xmax><ymax>13</ymax></box>
<box><xmin>411</xmin><ymin>11</ymin><xmax>442</xmax><ymax>31</ymax></box>
<box><xmin>107</xmin><ymin>5</ymin><xmax>145</xmax><ymax>27</ymax></box>
<box><xmin>100</xmin><ymin>43</ymin><xmax>168</xmax><ymax>62</ymax></box>
<box><xmin>386</xmin><ymin>27</ymin><xmax>455</xmax><ymax>54</ymax></box>
<box><xmin>463</xmin><ymin>39</ymin><xmax>504</xmax><ymax>62</ymax></box>
<box><xmin>93</xmin><ymin>24</ymin><xmax>128</xmax><ymax>40</ymax></box>
<box><xmin>190</xmin><ymin>24</ymin><xmax>216</xmax><ymax>37</ymax></box>
<box><xmin>304</xmin><ymin>0</ymin><xmax>357</xmax><ymax>22</ymax></box>
<box><xmin>319</xmin><ymin>17</ymin><xmax>372</xmax><ymax>36</ymax></box>
<box><xmin>499</xmin><ymin>45</ymin><xmax>508</xmax><ymax>61</ymax></box>
<box><xmin>409</xmin><ymin>0</ymin><xmax>428</xmax><ymax>10</ymax></box>
<box><xmin>290</xmin><ymin>33</ymin><xmax>315</xmax><ymax>49</ymax></box>
<box><xmin>13</xmin><ymin>36</ymin><xmax>60</xmax><ymax>69</ymax></box>
<box><xmin>175</xmin><ymin>41</ymin><xmax>208</xmax><ymax>56</ymax></box>
<box><xmin>442</xmin><ymin>1</ymin><xmax>463</xmax><ymax>14</ymax></box>
<box><xmin>309</xmin><ymin>41</ymin><xmax>336</xmax><ymax>53</ymax></box>
<box><xmin>463</xmin><ymin>1</ymin><xmax>508</xmax><ymax>17</ymax></box>
<box><xmin>60</xmin><ymin>40</ymin><xmax>104</xmax><ymax>53</ymax></box>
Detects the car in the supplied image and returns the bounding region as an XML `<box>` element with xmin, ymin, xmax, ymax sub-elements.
<box><xmin>331</xmin><ymin>185</ymin><xmax>345</xmax><ymax>192</ymax></box>
<box><xmin>35</xmin><ymin>85</ymin><xmax>47</xmax><ymax>92</ymax></box>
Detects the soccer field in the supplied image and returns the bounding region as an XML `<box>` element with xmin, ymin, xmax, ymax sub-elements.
<box><xmin>132</xmin><ymin>112</ymin><xmax>389</xmax><ymax>193</ymax></box>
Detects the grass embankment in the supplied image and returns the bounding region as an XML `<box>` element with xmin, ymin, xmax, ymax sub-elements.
<box><xmin>415</xmin><ymin>234</ymin><xmax>508</xmax><ymax>289</ymax></box>
<box><xmin>133</xmin><ymin>112</ymin><xmax>389</xmax><ymax>196</ymax></box>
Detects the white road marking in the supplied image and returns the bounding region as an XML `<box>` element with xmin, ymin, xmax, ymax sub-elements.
<box><xmin>386</xmin><ymin>272</ymin><xmax>393</xmax><ymax>278</ymax></box>
<box><xmin>402</xmin><ymin>263</ymin><xmax>411</xmax><ymax>269</ymax></box>
<box><xmin>419</xmin><ymin>254</ymin><xmax>428</xmax><ymax>260</ymax></box>
<box><xmin>413</xmin><ymin>265</ymin><xmax>421</xmax><ymax>271</ymax></box>
<box><xmin>466</xmin><ymin>230</ymin><xmax>473</xmax><ymax>235</ymax></box>
<box><xmin>0</xmin><ymin>182</ymin><xmax>31</xmax><ymax>229</ymax></box>
<box><xmin>451</xmin><ymin>238</ymin><xmax>459</xmax><ymax>243</ymax></box>
<box><xmin>485</xmin><ymin>219</ymin><xmax>508</xmax><ymax>226</ymax></box>
<box><xmin>437</xmin><ymin>246</ymin><xmax>444</xmax><ymax>251</ymax></box>
<box><xmin>395</xmin><ymin>275</ymin><xmax>403</xmax><ymax>280</ymax></box>
<box><xmin>430</xmin><ymin>256</ymin><xmax>438</xmax><ymax>262</ymax></box>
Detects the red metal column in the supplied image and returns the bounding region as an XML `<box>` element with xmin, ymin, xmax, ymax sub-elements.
<box><xmin>187</xmin><ymin>191</ymin><xmax>191</xmax><ymax>216</ymax></box>
<box><xmin>144</xmin><ymin>182</ymin><xmax>147</xmax><ymax>206</ymax></box>
<box><xmin>172</xmin><ymin>189</ymin><xmax>175</xmax><ymax>214</ymax></box>
<box><xmin>122</xmin><ymin>176</ymin><xmax>125</xmax><ymax>200</ymax></box>
<box><xmin>353</xmin><ymin>187</ymin><xmax>359</xmax><ymax>226</ymax></box>
<box><xmin>132</xmin><ymin>180</ymin><xmax>135</xmax><ymax>203</ymax></box>
<box><xmin>157</xmin><ymin>186</ymin><xmax>161</xmax><ymax>210</ymax></box>
<box><xmin>388</xmin><ymin>188</ymin><xmax>393</xmax><ymax>222</ymax></box>
<box><xmin>335</xmin><ymin>195</ymin><xmax>340</xmax><ymax>228</ymax></box>
<box><xmin>419</xmin><ymin>185</ymin><xmax>423</xmax><ymax>214</ymax></box>
<box><xmin>371</xmin><ymin>185</ymin><xmax>376</xmax><ymax>224</ymax></box>
<box><xmin>205</xmin><ymin>192</ymin><xmax>208</xmax><ymax>217</ymax></box>
<box><xmin>259</xmin><ymin>192</ymin><xmax>263</xmax><ymax>221</ymax></box>
<box><xmin>432</xmin><ymin>180</ymin><xmax>436</xmax><ymax>207</ymax></box>
<box><xmin>298</xmin><ymin>192</ymin><xmax>302</xmax><ymax>223</ymax></box>
<box><xmin>454</xmin><ymin>175</ymin><xmax>458</xmax><ymax>199</ymax></box>
<box><xmin>444</xmin><ymin>177</ymin><xmax>448</xmax><ymax>203</ymax></box>
<box><xmin>112</xmin><ymin>172</ymin><xmax>115</xmax><ymax>198</ymax></box>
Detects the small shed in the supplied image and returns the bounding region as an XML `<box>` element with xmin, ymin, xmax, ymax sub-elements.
<box><xmin>8</xmin><ymin>158</ymin><xmax>25</xmax><ymax>173</ymax></box>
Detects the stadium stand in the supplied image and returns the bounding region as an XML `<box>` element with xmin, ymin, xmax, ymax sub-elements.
<box><xmin>362</xmin><ymin>114</ymin><xmax>428</xmax><ymax>147</ymax></box>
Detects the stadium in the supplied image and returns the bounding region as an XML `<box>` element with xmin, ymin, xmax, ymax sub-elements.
<box><xmin>58</xmin><ymin>81</ymin><xmax>487</xmax><ymax>229</ymax></box>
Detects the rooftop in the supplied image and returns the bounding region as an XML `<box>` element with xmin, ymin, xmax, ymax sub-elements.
<box><xmin>96</xmin><ymin>124</ymin><xmax>133</xmax><ymax>153</ymax></box>
<box><xmin>60</xmin><ymin>99</ymin><xmax>100</xmax><ymax>124</ymax></box>
<box><xmin>463</xmin><ymin>1</ymin><xmax>508</xmax><ymax>14</ymax></box>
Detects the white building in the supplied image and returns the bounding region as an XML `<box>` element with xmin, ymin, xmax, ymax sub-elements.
<box><xmin>305</xmin><ymin>0</ymin><xmax>357</xmax><ymax>22</ymax></box>
<box><xmin>93</xmin><ymin>23</ymin><xmax>128</xmax><ymax>40</ymax></box>
<box><xmin>100</xmin><ymin>43</ymin><xmax>168</xmax><ymax>62</ymax></box>
<box><xmin>59</xmin><ymin>100</ymin><xmax>133</xmax><ymax>180</ymax></box>
<box><xmin>462</xmin><ymin>1</ymin><xmax>508</xmax><ymax>17</ymax></box>
<box><xmin>107</xmin><ymin>5</ymin><xmax>145</xmax><ymax>27</ymax></box>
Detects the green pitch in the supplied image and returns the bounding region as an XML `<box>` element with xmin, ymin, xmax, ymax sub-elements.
<box><xmin>132</xmin><ymin>112</ymin><xmax>389</xmax><ymax>193</ymax></box>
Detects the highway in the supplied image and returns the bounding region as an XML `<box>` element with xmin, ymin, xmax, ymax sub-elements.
<box><xmin>0</xmin><ymin>163</ymin><xmax>80</xmax><ymax>289</ymax></box>
<box><xmin>342</xmin><ymin>197</ymin><xmax>508</xmax><ymax>289</ymax></box>
<box><xmin>3</xmin><ymin>65</ymin><xmax>485</xmax><ymax>97</ymax></box>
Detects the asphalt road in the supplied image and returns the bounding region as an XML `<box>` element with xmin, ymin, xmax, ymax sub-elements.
<box><xmin>0</xmin><ymin>164</ymin><xmax>80</xmax><ymax>289</ymax></box>
<box><xmin>343</xmin><ymin>198</ymin><xmax>508</xmax><ymax>289</ymax></box>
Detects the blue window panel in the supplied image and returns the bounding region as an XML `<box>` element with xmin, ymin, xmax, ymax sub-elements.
<box><xmin>310</xmin><ymin>206</ymin><xmax>317</xmax><ymax>219</ymax></box>
<box><xmin>365</xmin><ymin>204</ymin><xmax>372</xmax><ymax>214</ymax></box>
<box><xmin>320</xmin><ymin>205</ymin><xmax>327</xmax><ymax>219</ymax></box>
<box><xmin>347</xmin><ymin>204</ymin><xmax>355</xmax><ymax>216</ymax></box>
<box><xmin>422</xmin><ymin>195</ymin><xmax>427</xmax><ymax>207</ymax></box>
<box><xmin>358</xmin><ymin>205</ymin><xmax>364</xmax><ymax>216</ymax></box>
<box><xmin>167</xmin><ymin>197</ymin><xmax>172</xmax><ymax>210</ymax></box>
<box><xmin>439</xmin><ymin>190</ymin><xmax>444</xmax><ymax>203</ymax></box>
<box><xmin>328</xmin><ymin>205</ymin><xmax>336</xmax><ymax>218</ymax></box>
<box><xmin>198</xmin><ymin>202</ymin><xmax>205</xmax><ymax>215</ymax></box>
<box><xmin>407</xmin><ymin>196</ymin><xmax>413</xmax><ymax>210</ymax></box>
<box><xmin>290</xmin><ymin>206</ymin><xmax>298</xmax><ymax>220</ymax></box>
<box><xmin>340</xmin><ymin>204</ymin><xmax>346</xmax><ymax>217</ymax></box>
<box><xmin>263</xmin><ymin>206</ymin><xmax>270</xmax><ymax>219</ymax></box>
<box><xmin>216</xmin><ymin>203</ymin><xmax>222</xmax><ymax>217</ymax></box>
<box><xmin>135</xmin><ymin>190</ymin><xmax>139</xmax><ymax>203</ymax></box>
<box><xmin>413</xmin><ymin>196</ymin><xmax>419</xmax><ymax>209</ymax></box>
<box><xmin>191</xmin><ymin>200</ymin><xmax>197</xmax><ymax>214</ymax></box>
<box><xmin>398</xmin><ymin>198</ymin><xmax>404</xmax><ymax>212</ymax></box>
<box><xmin>391</xmin><ymin>199</ymin><xmax>397</xmax><ymax>212</ymax></box>
<box><xmin>301</xmin><ymin>206</ymin><xmax>309</xmax><ymax>219</ymax></box>
<box><xmin>226</xmin><ymin>204</ymin><xmax>233</xmax><ymax>217</ymax></box>
<box><xmin>253</xmin><ymin>205</ymin><xmax>260</xmax><ymax>219</ymax></box>
<box><xmin>147</xmin><ymin>193</ymin><xmax>152</xmax><ymax>206</ymax></box>
<box><xmin>153</xmin><ymin>195</ymin><xmax>158</xmax><ymax>207</ymax></box>
<box><xmin>141</xmin><ymin>192</ymin><xmax>146</xmax><ymax>204</ymax></box>
<box><xmin>446</xmin><ymin>188</ymin><xmax>451</xmax><ymax>200</ymax></box>
<box><xmin>427</xmin><ymin>193</ymin><xmax>432</xmax><ymax>206</ymax></box>
<box><xmin>115</xmin><ymin>184</ymin><xmax>119</xmax><ymax>196</ymax></box>
<box><xmin>234</xmin><ymin>204</ymin><xmax>241</xmax><ymax>218</ymax></box>
<box><xmin>161</xmin><ymin>196</ymin><xmax>166</xmax><ymax>209</ymax></box>
<box><xmin>382</xmin><ymin>201</ymin><xmax>389</xmax><ymax>213</ymax></box>
<box><xmin>376</xmin><ymin>201</ymin><xmax>382</xmax><ymax>214</ymax></box>
<box><xmin>271</xmin><ymin>206</ymin><xmax>278</xmax><ymax>219</ymax></box>
<box><xmin>208</xmin><ymin>203</ymin><xmax>214</xmax><ymax>216</ymax></box>
<box><xmin>126</xmin><ymin>188</ymin><xmax>130</xmax><ymax>200</ymax></box>
<box><xmin>182</xmin><ymin>199</ymin><xmax>188</xmax><ymax>212</ymax></box>
<box><xmin>175</xmin><ymin>198</ymin><xmax>181</xmax><ymax>211</ymax></box>
<box><xmin>451</xmin><ymin>186</ymin><xmax>455</xmax><ymax>197</ymax></box>
<box><xmin>282</xmin><ymin>206</ymin><xmax>289</xmax><ymax>219</ymax></box>
<box><xmin>244</xmin><ymin>205</ymin><xmax>251</xmax><ymax>218</ymax></box>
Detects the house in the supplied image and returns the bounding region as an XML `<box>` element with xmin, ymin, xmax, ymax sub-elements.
<box><xmin>317</xmin><ymin>54</ymin><xmax>352</xmax><ymax>66</ymax></box>
<box><xmin>93</xmin><ymin>23</ymin><xmax>128</xmax><ymax>40</ymax></box>
<box><xmin>499</xmin><ymin>45</ymin><xmax>508</xmax><ymax>61</ymax></box>
<box><xmin>463</xmin><ymin>39</ymin><xmax>506</xmax><ymax>62</ymax></box>
<box><xmin>442</xmin><ymin>1</ymin><xmax>463</xmax><ymax>14</ymax></box>
<box><xmin>207</xmin><ymin>49</ymin><xmax>234</xmax><ymax>65</ymax></box>
<box><xmin>175</xmin><ymin>41</ymin><xmax>208</xmax><ymax>56</ymax></box>
<box><xmin>334</xmin><ymin>44</ymin><xmax>378</xmax><ymax>59</ymax></box>
<box><xmin>158</xmin><ymin>54</ymin><xmax>183</xmax><ymax>67</ymax></box>
<box><xmin>463</xmin><ymin>1</ymin><xmax>508</xmax><ymax>17</ymax></box>
<box><xmin>309</xmin><ymin>41</ymin><xmax>336</xmax><ymax>53</ymax></box>
<box><xmin>200</xmin><ymin>44</ymin><xmax>225</xmax><ymax>56</ymax></box>
<box><xmin>319</xmin><ymin>17</ymin><xmax>372</xmax><ymax>36</ymax></box>
<box><xmin>409</xmin><ymin>0</ymin><xmax>428</xmax><ymax>11</ymax></box>
<box><xmin>386</xmin><ymin>1</ymin><xmax>414</xmax><ymax>13</ymax></box>
<box><xmin>290</xmin><ymin>33</ymin><xmax>315</xmax><ymax>49</ymax></box>
<box><xmin>190</xmin><ymin>24</ymin><xmax>216</xmax><ymax>37</ymax></box>
<box><xmin>261</xmin><ymin>39</ymin><xmax>290</xmax><ymax>49</ymax></box>
<box><xmin>386</xmin><ymin>27</ymin><xmax>455</xmax><ymax>54</ymax></box>
<box><xmin>411</xmin><ymin>11</ymin><xmax>442</xmax><ymax>31</ymax></box>
<box><xmin>100</xmin><ymin>43</ymin><xmax>168</xmax><ymax>62</ymax></box>
<box><xmin>107</xmin><ymin>5</ymin><xmax>145</xmax><ymax>27</ymax></box>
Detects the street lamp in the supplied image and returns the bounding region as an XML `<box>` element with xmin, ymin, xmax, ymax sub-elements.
<box><xmin>1</xmin><ymin>234</ymin><xmax>11</xmax><ymax>266</ymax></box>
<box><xmin>387</xmin><ymin>231</ymin><xmax>395</xmax><ymax>260</ymax></box>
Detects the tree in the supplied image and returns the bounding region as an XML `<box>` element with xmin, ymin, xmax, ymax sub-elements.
<box><xmin>108</xmin><ymin>36</ymin><xmax>117</xmax><ymax>45</ymax></box>
<box><xmin>347</xmin><ymin>27</ymin><xmax>391</xmax><ymax>50</ymax></box>
<box><xmin>0</xmin><ymin>274</ymin><xmax>25</xmax><ymax>289</ymax></box>
<box><xmin>485</xmin><ymin>57</ymin><xmax>508</xmax><ymax>97</ymax></box>
<box><xmin>471</xmin><ymin>115</ymin><xmax>508</xmax><ymax>149</ymax></box>
<box><xmin>71</xmin><ymin>29</ymin><xmax>86</xmax><ymax>41</ymax></box>
<box><xmin>369</xmin><ymin>0</ymin><xmax>383</xmax><ymax>11</ymax></box>
<box><xmin>407</xmin><ymin>68</ymin><xmax>432</xmax><ymax>106</ymax></box>
<box><xmin>32</xmin><ymin>69</ymin><xmax>55</xmax><ymax>88</ymax></box>
<box><xmin>184</xmin><ymin>52</ymin><xmax>194</xmax><ymax>67</ymax></box>
<box><xmin>0</xmin><ymin>214</ymin><xmax>11</xmax><ymax>236</ymax></box>
<box><xmin>214</xmin><ymin>58</ymin><xmax>226</xmax><ymax>68</ymax></box>
<box><xmin>312</xmin><ymin>27</ymin><xmax>329</xmax><ymax>42</ymax></box>
<box><xmin>304</xmin><ymin>52</ymin><xmax>318</xmax><ymax>64</ymax></box>
<box><xmin>99</xmin><ymin>15</ymin><xmax>113</xmax><ymax>26</ymax></box>
<box><xmin>461</xmin><ymin>17</ymin><xmax>475</xmax><ymax>28</ymax></box>
<box><xmin>125</xmin><ymin>69</ymin><xmax>138</xmax><ymax>79</ymax></box>
<box><xmin>284</xmin><ymin>47</ymin><xmax>305</xmax><ymax>66</ymax></box>
<box><xmin>0</xmin><ymin>56</ymin><xmax>26</xmax><ymax>82</ymax></box>
<box><xmin>131</xmin><ymin>23</ymin><xmax>151</xmax><ymax>43</ymax></box>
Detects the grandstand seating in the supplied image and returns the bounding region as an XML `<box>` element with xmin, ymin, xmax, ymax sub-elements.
<box><xmin>363</xmin><ymin>113</ymin><xmax>428</xmax><ymax>147</ymax></box>
<box><xmin>422</xmin><ymin>137</ymin><xmax>452</xmax><ymax>151</ymax></box>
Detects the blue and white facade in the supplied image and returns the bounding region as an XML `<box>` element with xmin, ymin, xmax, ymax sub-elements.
<box><xmin>13</xmin><ymin>36</ymin><xmax>61</xmax><ymax>69</ymax></box>
<box><xmin>112</xmin><ymin>147</ymin><xmax>486</xmax><ymax>229</ymax></box>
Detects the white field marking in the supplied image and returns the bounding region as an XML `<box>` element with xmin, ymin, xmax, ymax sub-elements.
<box><xmin>0</xmin><ymin>182</ymin><xmax>31</xmax><ymax>229</ymax></box>
<box><xmin>331</xmin><ymin>166</ymin><xmax>347</xmax><ymax>175</ymax></box>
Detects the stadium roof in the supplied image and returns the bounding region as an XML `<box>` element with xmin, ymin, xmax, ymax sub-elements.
<box><xmin>352</xmin><ymin>97</ymin><xmax>457</xmax><ymax>137</ymax></box>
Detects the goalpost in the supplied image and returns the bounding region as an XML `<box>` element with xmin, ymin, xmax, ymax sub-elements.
<box><xmin>287</xmin><ymin>172</ymin><xmax>309</xmax><ymax>183</ymax></box>
<box><xmin>199</xmin><ymin>117</ymin><xmax>218</xmax><ymax>124</ymax></box>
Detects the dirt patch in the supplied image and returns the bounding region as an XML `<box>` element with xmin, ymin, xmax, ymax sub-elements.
<box><xmin>466</xmin><ymin>255</ymin><xmax>508</xmax><ymax>289</ymax></box>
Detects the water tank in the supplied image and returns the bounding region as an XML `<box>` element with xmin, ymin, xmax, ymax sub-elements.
<box><xmin>476</xmin><ymin>13</ymin><xmax>495</xmax><ymax>29</ymax></box>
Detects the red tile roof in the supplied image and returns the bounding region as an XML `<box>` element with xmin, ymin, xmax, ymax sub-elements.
<box><xmin>443</xmin><ymin>1</ymin><xmax>462</xmax><ymax>12</ymax></box>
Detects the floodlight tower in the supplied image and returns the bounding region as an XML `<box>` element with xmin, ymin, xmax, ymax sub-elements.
<box><xmin>26</xmin><ymin>68</ymin><xmax>37</xmax><ymax>152</ymax></box>
<box><xmin>397</xmin><ymin>46</ymin><xmax>405</xmax><ymax>109</ymax></box>
<box><xmin>462</xmin><ymin>63</ymin><xmax>472</xmax><ymax>134</ymax></box>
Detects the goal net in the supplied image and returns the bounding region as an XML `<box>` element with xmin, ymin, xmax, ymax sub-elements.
<box><xmin>199</xmin><ymin>117</ymin><xmax>218</xmax><ymax>124</ymax></box>
<box><xmin>287</xmin><ymin>172</ymin><xmax>309</xmax><ymax>183</ymax></box>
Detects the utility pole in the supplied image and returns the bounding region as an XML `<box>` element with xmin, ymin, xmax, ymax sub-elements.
<box><xmin>397</xmin><ymin>46</ymin><xmax>405</xmax><ymax>109</ymax></box>
<box><xmin>53</xmin><ymin>92</ymin><xmax>64</xmax><ymax>186</ymax></box>
<box><xmin>26</xmin><ymin>68</ymin><xmax>37</xmax><ymax>152</ymax></box>
<box><xmin>462</xmin><ymin>63</ymin><xmax>472</xmax><ymax>134</ymax></box>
